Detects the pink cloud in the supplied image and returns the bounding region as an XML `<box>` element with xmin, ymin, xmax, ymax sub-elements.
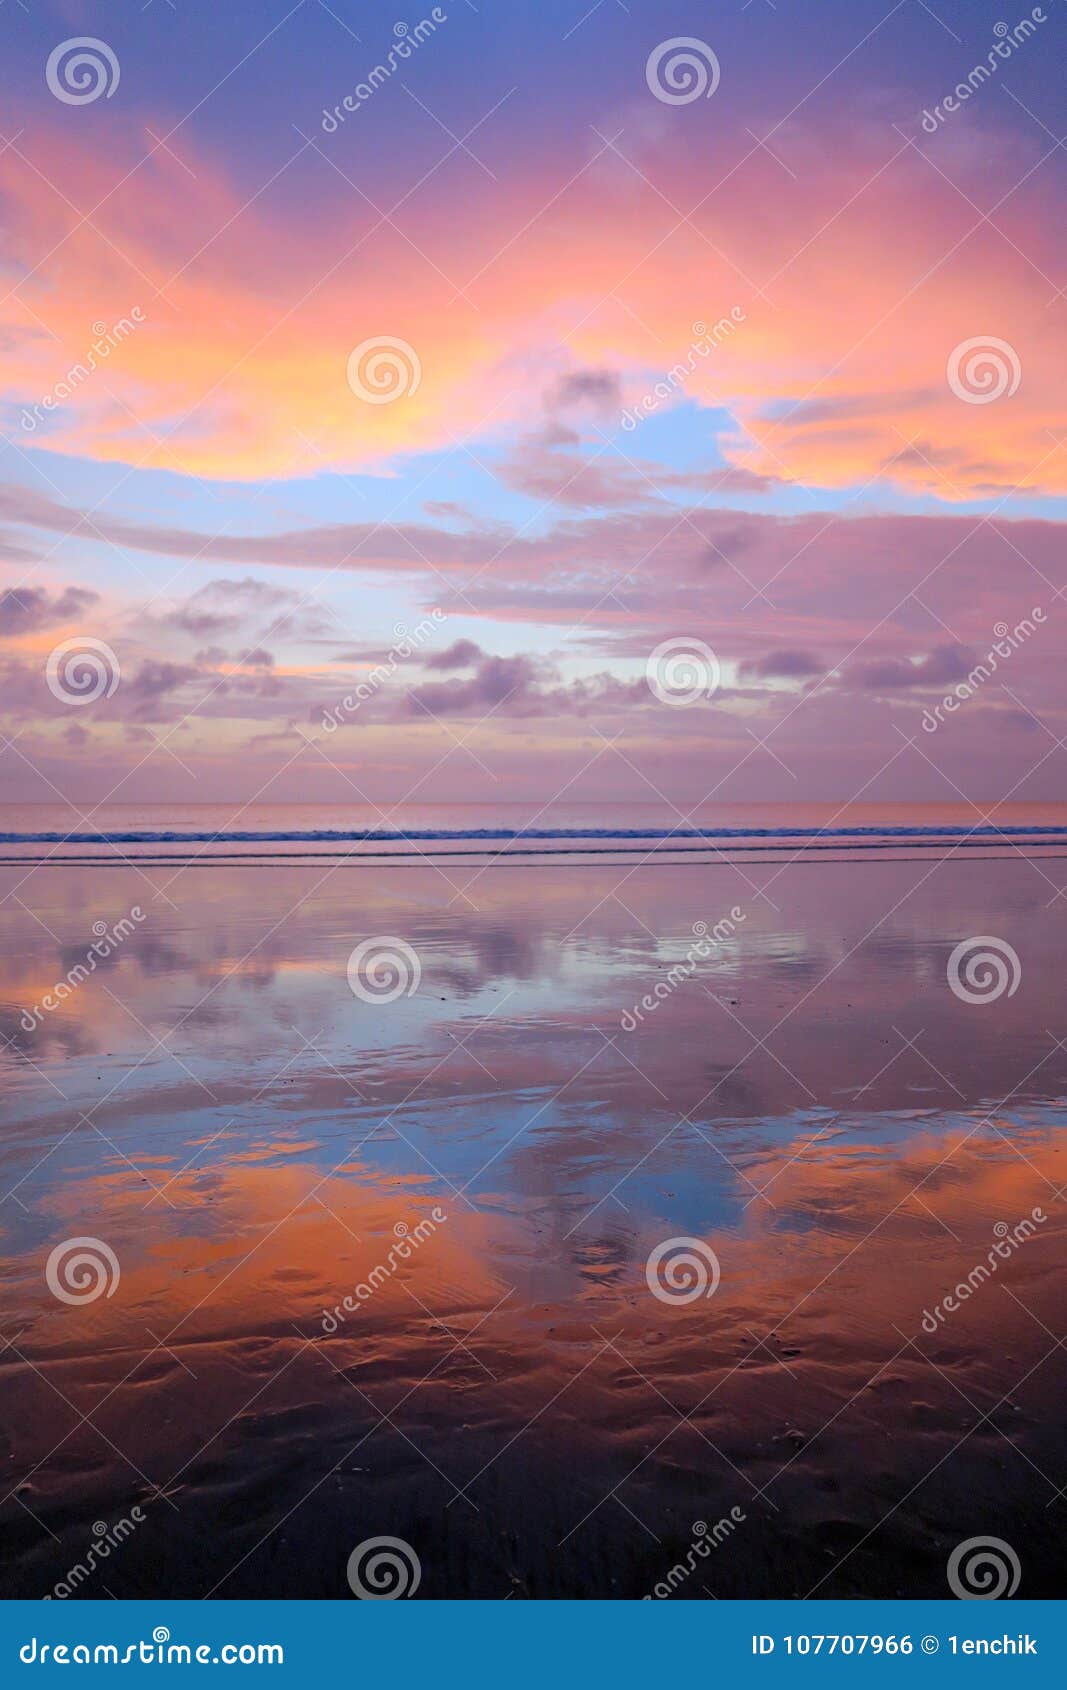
<box><xmin>0</xmin><ymin>111</ymin><xmax>1062</xmax><ymax>493</ymax></box>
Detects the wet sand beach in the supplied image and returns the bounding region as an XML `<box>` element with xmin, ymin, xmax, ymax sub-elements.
<box><xmin>1</xmin><ymin>849</ymin><xmax>1065</xmax><ymax>1598</ymax></box>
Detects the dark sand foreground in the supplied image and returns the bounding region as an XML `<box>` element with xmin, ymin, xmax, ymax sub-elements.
<box><xmin>1</xmin><ymin>853</ymin><xmax>1064</xmax><ymax>1598</ymax></box>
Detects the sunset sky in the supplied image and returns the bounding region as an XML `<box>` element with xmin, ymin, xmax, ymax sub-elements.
<box><xmin>1</xmin><ymin>0</ymin><xmax>1064</xmax><ymax>808</ymax></box>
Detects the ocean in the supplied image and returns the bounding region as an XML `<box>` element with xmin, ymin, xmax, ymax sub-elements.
<box><xmin>4</xmin><ymin>799</ymin><xmax>1067</xmax><ymax>857</ymax></box>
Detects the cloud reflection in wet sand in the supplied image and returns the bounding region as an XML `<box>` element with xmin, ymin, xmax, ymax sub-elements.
<box><xmin>0</xmin><ymin>857</ymin><xmax>1064</xmax><ymax>1597</ymax></box>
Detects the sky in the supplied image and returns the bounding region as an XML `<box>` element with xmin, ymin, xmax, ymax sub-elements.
<box><xmin>0</xmin><ymin>0</ymin><xmax>1065</xmax><ymax>811</ymax></box>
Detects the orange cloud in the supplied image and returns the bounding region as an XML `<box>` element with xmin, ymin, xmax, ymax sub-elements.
<box><xmin>1</xmin><ymin>113</ymin><xmax>1063</xmax><ymax>493</ymax></box>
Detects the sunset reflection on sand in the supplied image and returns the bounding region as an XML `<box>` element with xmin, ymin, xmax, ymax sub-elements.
<box><xmin>1</xmin><ymin>855</ymin><xmax>1065</xmax><ymax>1597</ymax></box>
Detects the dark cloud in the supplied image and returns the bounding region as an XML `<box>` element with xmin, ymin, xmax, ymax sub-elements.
<box><xmin>497</xmin><ymin>443</ymin><xmax>650</xmax><ymax>509</ymax></box>
<box><xmin>550</xmin><ymin>369</ymin><xmax>623</xmax><ymax>413</ymax></box>
<box><xmin>0</xmin><ymin>584</ymin><xmax>98</xmax><ymax>636</ymax></box>
<box><xmin>193</xmin><ymin>644</ymin><xmax>275</xmax><ymax>670</ymax></box>
<box><xmin>125</xmin><ymin>661</ymin><xmax>201</xmax><ymax>715</ymax></box>
<box><xmin>407</xmin><ymin>654</ymin><xmax>540</xmax><ymax>716</ymax></box>
<box><xmin>423</xmin><ymin>639</ymin><xmax>483</xmax><ymax>670</ymax></box>
<box><xmin>404</xmin><ymin>652</ymin><xmax>649</xmax><ymax>720</ymax></box>
<box><xmin>536</xmin><ymin>422</ymin><xmax>581</xmax><ymax>448</ymax></box>
<box><xmin>846</xmin><ymin>643</ymin><xmax>976</xmax><ymax>691</ymax></box>
<box><xmin>491</xmin><ymin>362</ymin><xmax>775</xmax><ymax>511</ymax></box>
<box><xmin>0</xmin><ymin>486</ymin><xmax>1061</xmax><ymax>686</ymax></box>
<box><xmin>154</xmin><ymin>577</ymin><xmax>328</xmax><ymax>641</ymax></box>
<box><xmin>498</xmin><ymin>442</ymin><xmax>774</xmax><ymax>511</ymax></box>
<box><xmin>741</xmin><ymin>648</ymin><xmax>824</xmax><ymax>680</ymax></box>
